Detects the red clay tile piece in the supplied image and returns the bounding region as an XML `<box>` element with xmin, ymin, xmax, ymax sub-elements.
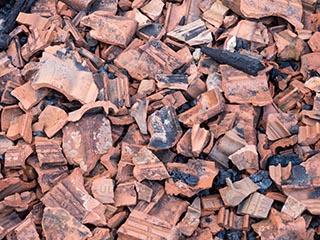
<box><xmin>137</xmin><ymin>79</ymin><xmax>156</xmax><ymax>95</ymax></box>
<box><xmin>220</xmin><ymin>65</ymin><xmax>272</xmax><ymax>106</ymax></box>
<box><xmin>114</xmin><ymin>181</ymin><xmax>137</xmax><ymax>207</ymax></box>
<box><xmin>305</xmin><ymin>76</ymin><xmax>320</xmax><ymax>92</ymax></box>
<box><xmin>281</xmin><ymin>195</ymin><xmax>306</xmax><ymax>219</ymax></box>
<box><xmin>266</xmin><ymin>112</ymin><xmax>298</xmax><ymax>141</ymax></box>
<box><xmin>11</xmin><ymin>81</ymin><xmax>48</xmax><ymax>111</ymax></box>
<box><xmin>0</xmin><ymin>210</ymin><xmax>22</xmax><ymax>239</ymax></box>
<box><xmin>301</xmin><ymin>52</ymin><xmax>320</xmax><ymax>80</ymax></box>
<box><xmin>1</xmin><ymin>105</ymin><xmax>24</xmax><ymax>132</ymax></box>
<box><xmin>41</xmin><ymin>168</ymin><xmax>107</xmax><ymax>226</ymax></box>
<box><xmin>217</xmin><ymin>207</ymin><xmax>250</xmax><ymax>230</ymax></box>
<box><xmin>27</xmin><ymin>156</ymin><xmax>68</xmax><ymax>193</ymax></box>
<box><xmin>7</xmin><ymin>218</ymin><xmax>40</xmax><ymax>240</ymax></box>
<box><xmin>237</xmin><ymin>192</ymin><xmax>274</xmax><ymax>218</ymax></box>
<box><xmin>0</xmin><ymin>133</ymin><xmax>14</xmax><ymax>155</ymax></box>
<box><xmin>274</xmin><ymin>29</ymin><xmax>309</xmax><ymax>61</ymax></box>
<box><xmin>107</xmin><ymin>211</ymin><xmax>128</xmax><ymax>229</ymax></box>
<box><xmin>105</xmin><ymin>75</ymin><xmax>131</xmax><ymax>108</ymax></box>
<box><xmin>178</xmin><ymin>88</ymin><xmax>224</xmax><ymax>127</ymax></box>
<box><xmin>42</xmin><ymin>207</ymin><xmax>92</xmax><ymax>240</ymax></box>
<box><xmin>3</xmin><ymin>191</ymin><xmax>37</xmax><ymax>212</ymax></box>
<box><xmin>37</xmin><ymin>105</ymin><xmax>68</xmax><ymax>138</ymax></box>
<box><xmin>298</xmin><ymin>123</ymin><xmax>320</xmax><ymax>145</ymax></box>
<box><xmin>62</xmin><ymin>114</ymin><xmax>113</xmax><ymax>174</ymax></box>
<box><xmin>189</xmin><ymin>228</ymin><xmax>213</xmax><ymax>240</ymax></box>
<box><xmin>308</xmin><ymin>32</ymin><xmax>320</xmax><ymax>52</ymax></box>
<box><xmin>4</xmin><ymin>144</ymin><xmax>33</xmax><ymax>169</ymax></box>
<box><xmin>155</xmin><ymin>74</ymin><xmax>189</xmax><ymax>91</ymax></box>
<box><xmin>60</xmin><ymin>0</ymin><xmax>96</xmax><ymax>10</ymax></box>
<box><xmin>6</xmin><ymin>111</ymin><xmax>33</xmax><ymax>144</ymax></box>
<box><xmin>191</xmin><ymin>124</ymin><xmax>210</xmax><ymax>157</ymax></box>
<box><xmin>176</xmin><ymin>197</ymin><xmax>201</xmax><ymax>236</ymax></box>
<box><xmin>135</xmin><ymin>182</ymin><xmax>153</xmax><ymax>202</ymax></box>
<box><xmin>201</xmin><ymin>194</ymin><xmax>224</xmax><ymax>214</ymax></box>
<box><xmin>31</xmin><ymin>52</ymin><xmax>98</xmax><ymax>104</ymax></box>
<box><xmin>240</xmin><ymin>0</ymin><xmax>303</xmax><ymax>29</ymax></box>
<box><xmin>229</xmin><ymin>145</ymin><xmax>259</xmax><ymax>170</ymax></box>
<box><xmin>202</xmin><ymin>0</ymin><xmax>229</xmax><ymax>28</ymax></box>
<box><xmin>88</xmin><ymin>227</ymin><xmax>111</xmax><ymax>240</ymax></box>
<box><xmin>200</xmin><ymin>214</ymin><xmax>222</xmax><ymax>235</ymax></box>
<box><xmin>176</xmin><ymin>129</ymin><xmax>193</xmax><ymax>157</ymax></box>
<box><xmin>219</xmin><ymin>177</ymin><xmax>259</xmax><ymax>207</ymax></box>
<box><xmin>91</xmin><ymin>177</ymin><xmax>114</xmax><ymax>204</ymax></box>
<box><xmin>167</xmin><ymin>19</ymin><xmax>213</xmax><ymax>46</ymax></box>
<box><xmin>132</xmin><ymin>147</ymin><xmax>170</xmax><ymax>182</ymax></box>
<box><xmin>81</xmin><ymin>13</ymin><xmax>138</xmax><ymax>47</ymax></box>
<box><xmin>148</xmin><ymin>106</ymin><xmax>182</xmax><ymax>150</ymax></box>
<box><xmin>252</xmin><ymin>208</ymin><xmax>314</xmax><ymax>240</ymax></box>
<box><xmin>0</xmin><ymin>177</ymin><xmax>37</xmax><ymax>200</ymax></box>
<box><xmin>63</xmin><ymin>17</ymin><xmax>88</xmax><ymax>47</ymax></box>
<box><xmin>35</xmin><ymin>138</ymin><xmax>67</xmax><ymax>167</ymax></box>
<box><xmin>130</xmin><ymin>99</ymin><xmax>148</xmax><ymax>135</ymax></box>
<box><xmin>140</xmin><ymin>0</ymin><xmax>164</xmax><ymax>21</ymax></box>
<box><xmin>67</xmin><ymin>101</ymin><xmax>118</xmax><ymax>122</ymax></box>
<box><xmin>166</xmin><ymin>159</ymin><xmax>218</xmax><ymax>197</ymax></box>
<box><xmin>270</xmin><ymin>135</ymin><xmax>298</xmax><ymax>154</ymax></box>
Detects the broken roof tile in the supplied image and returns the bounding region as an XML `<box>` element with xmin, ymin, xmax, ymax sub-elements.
<box><xmin>178</xmin><ymin>88</ymin><xmax>224</xmax><ymax>127</ymax></box>
<box><xmin>5</xmin><ymin>144</ymin><xmax>33</xmax><ymax>169</ymax></box>
<box><xmin>0</xmin><ymin>133</ymin><xmax>14</xmax><ymax>155</ymax></box>
<box><xmin>219</xmin><ymin>177</ymin><xmax>259</xmax><ymax>207</ymax></box>
<box><xmin>191</xmin><ymin>124</ymin><xmax>210</xmax><ymax>157</ymax></box>
<box><xmin>114</xmin><ymin>181</ymin><xmax>137</xmax><ymax>207</ymax></box>
<box><xmin>140</xmin><ymin>0</ymin><xmax>164</xmax><ymax>21</ymax></box>
<box><xmin>42</xmin><ymin>207</ymin><xmax>92</xmax><ymax>240</ymax></box>
<box><xmin>266</xmin><ymin>112</ymin><xmax>298</xmax><ymax>141</ymax></box>
<box><xmin>229</xmin><ymin>145</ymin><xmax>259</xmax><ymax>170</ymax></box>
<box><xmin>202</xmin><ymin>0</ymin><xmax>229</xmax><ymax>28</ymax></box>
<box><xmin>217</xmin><ymin>207</ymin><xmax>250</xmax><ymax>230</ymax></box>
<box><xmin>298</xmin><ymin>122</ymin><xmax>320</xmax><ymax>145</ymax></box>
<box><xmin>91</xmin><ymin>177</ymin><xmax>114</xmax><ymax>204</ymax></box>
<box><xmin>130</xmin><ymin>99</ymin><xmax>148</xmax><ymax>135</ymax></box>
<box><xmin>32</xmin><ymin>52</ymin><xmax>98</xmax><ymax>104</ymax></box>
<box><xmin>135</xmin><ymin>181</ymin><xmax>153</xmax><ymax>202</ymax></box>
<box><xmin>81</xmin><ymin>14</ymin><xmax>138</xmax><ymax>47</ymax></box>
<box><xmin>156</xmin><ymin>74</ymin><xmax>189</xmax><ymax>91</ymax></box>
<box><xmin>62</xmin><ymin>114</ymin><xmax>113</xmax><ymax>174</ymax></box>
<box><xmin>0</xmin><ymin>209</ymin><xmax>22</xmax><ymax>239</ymax></box>
<box><xmin>148</xmin><ymin>106</ymin><xmax>182</xmax><ymax>149</ymax></box>
<box><xmin>6</xmin><ymin>111</ymin><xmax>33</xmax><ymax>144</ymax></box>
<box><xmin>177</xmin><ymin>197</ymin><xmax>201</xmax><ymax>236</ymax></box>
<box><xmin>7</xmin><ymin>218</ymin><xmax>40</xmax><ymax>240</ymax></box>
<box><xmin>281</xmin><ymin>195</ymin><xmax>306</xmax><ymax>219</ymax></box>
<box><xmin>41</xmin><ymin>168</ymin><xmax>107</xmax><ymax>226</ymax></box>
<box><xmin>35</xmin><ymin>138</ymin><xmax>67</xmax><ymax>167</ymax></box>
<box><xmin>220</xmin><ymin>65</ymin><xmax>272</xmax><ymax>106</ymax></box>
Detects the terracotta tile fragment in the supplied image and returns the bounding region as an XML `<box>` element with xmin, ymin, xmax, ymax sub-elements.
<box><xmin>114</xmin><ymin>181</ymin><xmax>137</xmax><ymax>207</ymax></box>
<box><xmin>202</xmin><ymin>0</ymin><xmax>229</xmax><ymax>28</ymax></box>
<box><xmin>63</xmin><ymin>17</ymin><xmax>88</xmax><ymax>47</ymax></box>
<box><xmin>220</xmin><ymin>65</ymin><xmax>272</xmax><ymax>106</ymax></box>
<box><xmin>191</xmin><ymin>124</ymin><xmax>210</xmax><ymax>157</ymax></box>
<box><xmin>7</xmin><ymin>218</ymin><xmax>40</xmax><ymax>240</ymax></box>
<box><xmin>308</xmin><ymin>32</ymin><xmax>320</xmax><ymax>52</ymax></box>
<box><xmin>130</xmin><ymin>99</ymin><xmax>148</xmax><ymax>135</ymax></box>
<box><xmin>266</xmin><ymin>112</ymin><xmax>298</xmax><ymax>141</ymax></box>
<box><xmin>176</xmin><ymin>129</ymin><xmax>193</xmax><ymax>157</ymax></box>
<box><xmin>5</xmin><ymin>144</ymin><xmax>33</xmax><ymax>169</ymax></box>
<box><xmin>301</xmin><ymin>52</ymin><xmax>320</xmax><ymax>80</ymax></box>
<box><xmin>177</xmin><ymin>197</ymin><xmax>201</xmax><ymax>236</ymax></box>
<box><xmin>105</xmin><ymin>75</ymin><xmax>131</xmax><ymax>108</ymax></box>
<box><xmin>41</xmin><ymin>168</ymin><xmax>106</xmax><ymax>226</ymax></box>
<box><xmin>62</xmin><ymin>114</ymin><xmax>112</xmax><ymax>174</ymax></box>
<box><xmin>240</xmin><ymin>0</ymin><xmax>303</xmax><ymax>29</ymax></box>
<box><xmin>27</xmin><ymin>156</ymin><xmax>68</xmax><ymax>193</ymax></box>
<box><xmin>217</xmin><ymin>207</ymin><xmax>250</xmax><ymax>230</ymax></box>
<box><xmin>219</xmin><ymin>177</ymin><xmax>259</xmax><ymax>207</ymax></box>
<box><xmin>35</xmin><ymin>138</ymin><xmax>67</xmax><ymax>167</ymax></box>
<box><xmin>91</xmin><ymin>177</ymin><xmax>114</xmax><ymax>204</ymax></box>
<box><xmin>281</xmin><ymin>195</ymin><xmax>306</xmax><ymax>219</ymax></box>
<box><xmin>274</xmin><ymin>30</ymin><xmax>308</xmax><ymax>60</ymax></box>
<box><xmin>0</xmin><ymin>178</ymin><xmax>37</xmax><ymax>200</ymax></box>
<box><xmin>200</xmin><ymin>215</ymin><xmax>222</xmax><ymax>235</ymax></box>
<box><xmin>67</xmin><ymin>101</ymin><xmax>118</xmax><ymax>122</ymax></box>
<box><xmin>107</xmin><ymin>211</ymin><xmax>127</xmax><ymax>229</ymax></box>
<box><xmin>252</xmin><ymin>208</ymin><xmax>314</xmax><ymax>240</ymax></box>
<box><xmin>88</xmin><ymin>227</ymin><xmax>111</xmax><ymax>240</ymax></box>
<box><xmin>201</xmin><ymin>194</ymin><xmax>224</xmax><ymax>213</ymax></box>
<box><xmin>0</xmin><ymin>210</ymin><xmax>21</xmax><ymax>239</ymax></box>
<box><xmin>1</xmin><ymin>105</ymin><xmax>24</xmax><ymax>132</ymax></box>
<box><xmin>148</xmin><ymin>106</ymin><xmax>182</xmax><ymax>149</ymax></box>
<box><xmin>3</xmin><ymin>191</ymin><xmax>37</xmax><ymax>212</ymax></box>
<box><xmin>137</xmin><ymin>79</ymin><xmax>155</xmax><ymax>95</ymax></box>
<box><xmin>81</xmin><ymin>14</ymin><xmax>138</xmax><ymax>47</ymax></box>
<box><xmin>32</xmin><ymin>52</ymin><xmax>98</xmax><ymax>104</ymax></box>
<box><xmin>6</xmin><ymin>111</ymin><xmax>33</xmax><ymax>144</ymax></box>
<box><xmin>0</xmin><ymin>133</ymin><xmax>14</xmax><ymax>155</ymax></box>
<box><xmin>156</xmin><ymin>74</ymin><xmax>189</xmax><ymax>91</ymax></box>
<box><xmin>305</xmin><ymin>76</ymin><xmax>320</xmax><ymax>92</ymax></box>
<box><xmin>168</xmin><ymin>19</ymin><xmax>213</xmax><ymax>46</ymax></box>
<box><xmin>42</xmin><ymin>207</ymin><xmax>92</xmax><ymax>240</ymax></box>
<box><xmin>237</xmin><ymin>192</ymin><xmax>273</xmax><ymax>218</ymax></box>
<box><xmin>166</xmin><ymin>159</ymin><xmax>218</xmax><ymax>197</ymax></box>
<box><xmin>229</xmin><ymin>145</ymin><xmax>259</xmax><ymax>170</ymax></box>
<box><xmin>135</xmin><ymin>182</ymin><xmax>153</xmax><ymax>202</ymax></box>
<box><xmin>178</xmin><ymin>88</ymin><xmax>224</xmax><ymax>127</ymax></box>
<box><xmin>140</xmin><ymin>0</ymin><xmax>164</xmax><ymax>21</ymax></box>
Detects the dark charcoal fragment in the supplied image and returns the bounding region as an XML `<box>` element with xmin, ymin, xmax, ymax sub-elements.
<box><xmin>170</xmin><ymin>168</ymin><xmax>199</xmax><ymax>187</ymax></box>
<box><xmin>302</xmin><ymin>104</ymin><xmax>313</xmax><ymax>110</ymax></box>
<box><xmin>250</xmin><ymin>171</ymin><xmax>272</xmax><ymax>193</ymax></box>
<box><xmin>267</xmin><ymin>153</ymin><xmax>303</xmax><ymax>167</ymax></box>
<box><xmin>235</xmin><ymin>38</ymin><xmax>251</xmax><ymax>51</ymax></box>
<box><xmin>213</xmin><ymin>168</ymin><xmax>242</xmax><ymax>189</ymax></box>
<box><xmin>290</xmin><ymin>125</ymin><xmax>299</xmax><ymax>134</ymax></box>
<box><xmin>247</xmin><ymin>230</ymin><xmax>258</xmax><ymax>240</ymax></box>
<box><xmin>201</xmin><ymin>46</ymin><xmax>265</xmax><ymax>76</ymax></box>
<box><xmin>32</xmin><ymin>131</ymin><xmax>47</xmax><ymax>137</ymax></box>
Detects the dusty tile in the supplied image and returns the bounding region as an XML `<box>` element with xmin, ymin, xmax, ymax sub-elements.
<box><xmin>140</xmin><ymin>0</ymin><xmax>164</xmax><ymax>21</ymax></box>
<box><xmin>130</xmin><ymin>99</ymin><xmax>148</xmax><ymax>135</ymax></box>
<box><xmin>266</xmin><ymin>112</ymin><xmax>298</xmax><ymax>141</ymax></box>
<box><xmin>3</xmin><ymin>191</ymin><xmax>37</xmax><ymax>212</ymax></box>
<box><xmin>132</xmin><ymin>147</ymin><xmax>170</xmax><ymax>181</ymax></box>
<box><xmin>202</xmin><ymin>0</ymin><xmax>229</xmax><ymax>28</ymax></box>
<box><xmin>229</xmin><ymin>145</ymin><xmax>259</xmax><ymax>170</ymax></box>
<box><xmin>137</xmin><ymin>79</ymin><xmax>156</xmax><ymax>95</ymax></box>
<box><xmin>32</xmin><ymin>52</ymin><xmax>98</xmax><ymax>104</ymax></box>
<box><xmin>200</xmin><ymin>214</ymin><xmax>222</xmax><ymax>235</ymax></box>
<box><xmin>0</xmin><ymin>133</ymin><xmax>14</xmax><ymax>155</ymax></box>
<box><xmin>35</xmin><ymin>138</ymin><xmax>67</xmax><ymax>167</ymax></box>
<box><xmin>135</xmin><ymin>182</ymin><xmax>153</xmax><ymax>202</ymax></box>
<box><xmin>42</xmin><ymin>207</ymin><xmax>92</xmax><ymax>240</ymax></box>
<box><xmin>281</xmin><ymin>195</ymin><xmax>306</xmax><ymax>219</ymax></box>
<box><xmin>62</xmin><ymin>114</ymin><xmax>113</xmax><ymax>174</ymax></box>
<box><xmin>6</xmin><ymin>111</ymin><xmax>33</xmax><ymax>144</ymax></box>
<box><xmin>37</xmin><ymin>106</ymin><xmax>68</xmax><ymax>138</ymax></box>
<box><xmin>217</xmin><ymin>207</ymin><xmax>250</xmax><ymax>230</ymax></box>
<box><xmin>304</xmin><ymin>76</ymin><xmax>320</xmax><ymax>92</ymax></box>
<box><xmin>237</xmin><ymin>192</ymin><xmax>274</xmax><ymax>218</ymax></box>
<box><xmin>91</xmin><ymin>177</ymin><xmax>114</xmax><ymax>204</ymax></box>
<box><xmin>219</xmin><ymin>177</ymin><xmax>259</xmax><ymax>207</ymax></box>
<box><xmin>0</xmin><ymin>209</ymin><xmax>21</xmax><ymax>239</ymax></box>
<box><xmin>178</xmin><ymin>88</ymin><xmax>224</xmax><ymax>127</ymax></box>
<box><xmin>156</xmin><ymin>74</ymin><xmax>189</xmax><ymax>91</ymax></box>
<box><xmin>0</xmin><ymin>177</ymin><xmax>37</xmax><ymax>200</ymax></box>
<box><xmin>7</xmin><ymin>218</ymin><xmax>40</xmax><ymax>240</ymax></box>
<box><xmin>81</xmin><ymin>14</ymin><xmax>138</xmax><ymax>47</ymax></box>
<box><xmin>220</xmin><ymin>65</ymin><xmax>272</xmax><ymax>106</ymax></box>
<box><xmin>88</xmin><ymin>227</ymin><xmax>111</xmax><ymax>240</ymax></box>
<box><xmin>41</xmin><ymin>168</ymin><xmax>106</xmax><ymax>226</ymax></box>
<box><xmin>114</xmin><ymin>181</ymin><xmax>137</xmax><ymax>207</ymax></box>
<box><xmin>176</xmin><ymin>129</ymin><xmax>193</xmax><ymax>157</ymax></box>
<box><xmin>105</xmin><ymin>75</ymin><xmax>131</xmax><ymax>108</ymax></box>
<box><xmin>298</xmin><ymin>122</ymin><xmax>320</xmax><ymax>145</ymax></box>
<box><xmin>177</xmin><ymin>197</ymin><xmax>201</xmax><ymax>236</ymax></box>
<box><xmin>148</xmin><ymin>106</ymin><xmax>182</xmax><ymax>149</ymax></box>
<box><xmin>240</xmin><ymin>0</ymin><xmax>303</xmax><ymax>29</ymax></box>
<box><xmin>166</xmin><ymin>159</ymin><xmax>218</xmax><ymax>197</ymax></box>
<box><xmin>4</xmin><ymin>144</ymin><xmax>33</xmax><ymax>169</ymax></box>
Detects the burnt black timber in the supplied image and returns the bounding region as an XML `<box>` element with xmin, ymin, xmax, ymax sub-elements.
<box><xmin>201</xmin><ymin>46</ymin><xmax>265</xmax><ymax>76</ymax></box>
<box><xmin>0</xmin><ymin>0</ymin><xmax>37</xmax><ymax>50</ymax></box>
